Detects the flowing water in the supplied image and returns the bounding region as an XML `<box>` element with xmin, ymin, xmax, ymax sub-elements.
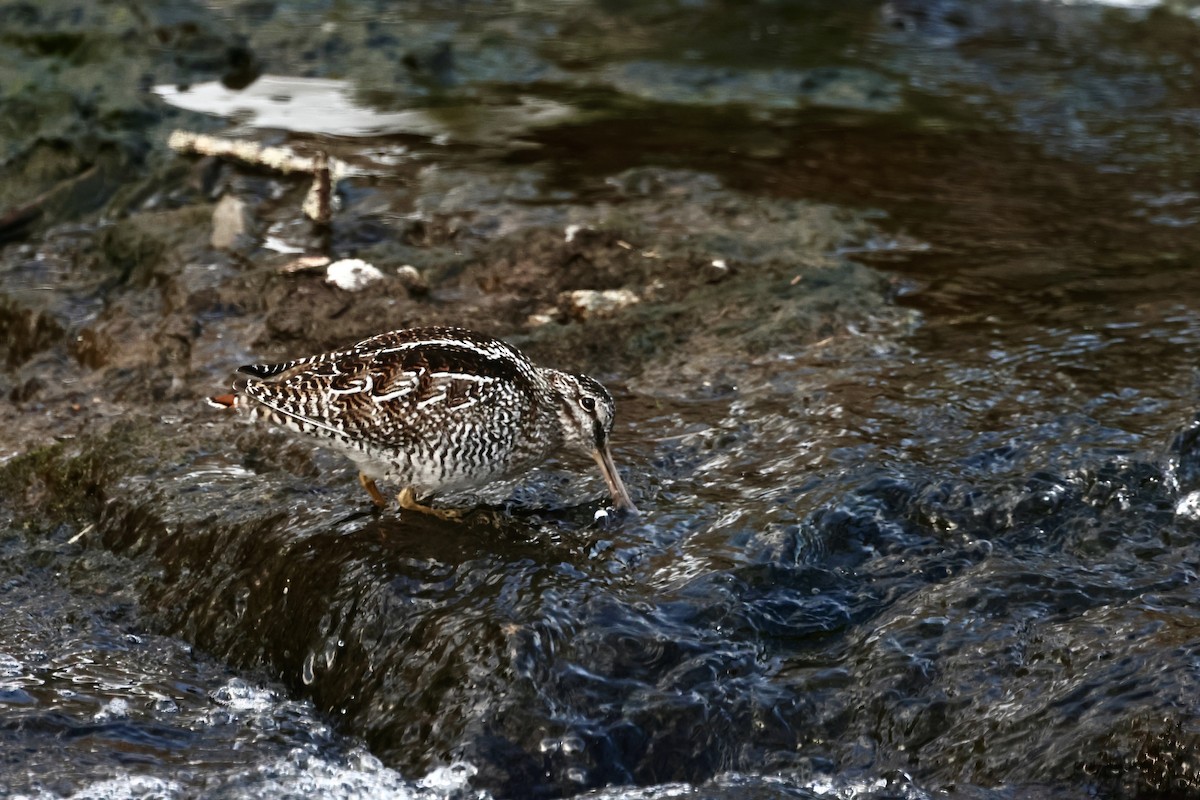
<box><xmin>4</xmin><ymin>1</ymin><xmax>1200</xmax><ymax>798</ymax></box>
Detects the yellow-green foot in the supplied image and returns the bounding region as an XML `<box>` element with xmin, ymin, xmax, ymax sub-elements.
<box><xmin>397</xmin><ymin>487</ymin><xmax>462</xmax><ymax>520</ymax></box>
<box><xmin>359</xmin><ymin>472</ymin><xmax>386</xmax><ymax>508</ymax></box>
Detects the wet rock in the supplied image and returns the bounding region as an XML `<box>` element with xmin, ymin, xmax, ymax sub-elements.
<box><xmin>1170</xmin><ymin>414</ymin><xmax>1200</xmax><ymax>491</ymax></box>
<box><xmin>602</xmin><ymin>62</ymin><xmax>901</xmax><ymax>112</ymax></box>
<box><xmin>0</xmin><ymin>148</ymin><xmax>120</xmax><ymax>244</ymax></box>
<box><xmin>0</xmin><ymin>1</ymin><xmax>258</xmax><ymax>239</ymax></box>
<box><xmin>0</xmin><ymin>295</ymin><xmax>63</xmax><ymax>369</ymax></box>
<box><xmin>394</xmin><ymin>264</ymin><xmax>428</xmax><ymax>295</ymax></box>
<box><xmin>526</xmin><ymin>308</ymin><xmax>559</xmax><ymax>328</ymax></box>
<box><xmin>325</xmin><ymin>259</ymin><xmax>385</xmax><ymax>291</ymax></box>
<box><xmin>9</xmin><ymin>375</ymin><xmax>44</xmax><ymax>403</ymax></box>
<box><xmin>558</xmin><ymin>288</ymin><xmax>640</xmax><ymax>322</ymax></box>
<box><xmin>92</xmin><ymin>206</ymin><xmax>212</xmax><ymax>286</ymax></box>
<box><xmin>705</xmin><ymin>258</ymin><xmax>732</xmax><ymax>283</ymax></box>
<box><xmin>72</xmin><ymin>327</ymin><xmax>113</xmax><ymax>371</ymax></box>
<box><xmin>210</xmin><ymin>194</ymin><xmax>249</xmax><ymax>250</ymax></box>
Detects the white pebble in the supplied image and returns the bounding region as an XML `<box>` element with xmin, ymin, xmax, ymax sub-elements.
<box><xmin>559</xmin><ymin>288</ymin><xmax>640</xmax><ymax>321</ymax></box>
<box><xmin>325</xmin><ymin>259</ymin><xmax>385</xmax><ymax>291</ymax></box>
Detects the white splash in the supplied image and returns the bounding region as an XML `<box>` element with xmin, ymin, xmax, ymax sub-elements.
<box><xmin>1175</xmin><ymin>490</ymin><xmax>1200</xmax><ymax>519</ymax></box>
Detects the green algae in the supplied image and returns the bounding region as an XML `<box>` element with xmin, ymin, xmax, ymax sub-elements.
<box><xmin>0</xmin><ymin>420</ymin><xmax>153</xmax><ymax>525</ymax></box>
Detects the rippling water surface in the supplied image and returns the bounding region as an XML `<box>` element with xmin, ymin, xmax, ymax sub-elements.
<box><xmin>6</xmin><ymin>1</ymin><xmax>1200</xmax><ymax>798</ymax></box>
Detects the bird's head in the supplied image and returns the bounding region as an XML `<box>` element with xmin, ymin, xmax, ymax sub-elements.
<box><xmin>547</xmin><ymin>370</ymin><xmax>638</xmax><ymax>515</ymax></box>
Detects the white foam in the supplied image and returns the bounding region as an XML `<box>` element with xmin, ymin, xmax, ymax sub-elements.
<box><xmin>416</xmin><ymin>761</ymin><xmax>479</xmax><ymax>793</ymax></box>
<box><xmin>1175</xmin><ymin>490</ymin><xmax>1200</xmax><ymax>519</ymax></box>
<box><xmin>12</xmin><ymin>775</ymin><xmax>184</xmax><ymax>800</ymax></box>
<box><xmin>92</xmin><ymin>697</ymin><xmax>130</xmax><ymax>722</ymax></box>
<box><xmin>0</xmin><ymin>652</ymin><xmax>24</xmax><ymax>678</ymax></box>
<box><xmin>561</xmin><ymin>770</ymin><xmax>936</xmax><ymax>800</ymax></box>
<box><xmin>208</xmin><ymin>678</ymin><xmax>278</xmax><ymax>712</ymax></box>
<box><xmin>229</xmin><ymin>750</ymin><xmax>489</xmax><ymax>799</ymax></box>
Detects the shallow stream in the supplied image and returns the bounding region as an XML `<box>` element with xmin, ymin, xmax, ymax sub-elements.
<box><xmin>4</xmin><ymin>1</ymin><xmax>1200</xmax><ymax>798</ymax></box>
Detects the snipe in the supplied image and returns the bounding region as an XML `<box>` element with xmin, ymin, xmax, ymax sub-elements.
<box><xmin>210</xmin><ymin>326</ymin><xmax>638</xmax><ymax>515</ymax></box>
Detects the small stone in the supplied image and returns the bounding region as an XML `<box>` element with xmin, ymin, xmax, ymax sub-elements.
<box><xmin>558</xmin><ymin>289</ymin><xmax>640</xmax><ymax>322</ymax></box>
<box><xmin>526</xmin><ymin>308</ymin><xmax>560</xmax><ymax>327</ymax></box>
<box><xmin>325</xmin><ymin>259</ymin><xmax>385</xmax><ymax>291</ymax></box>
<box><xmin>279</xmin><ymin>255</ymin><xmax>331</xmax><ymax>273</ymax></box>
<box><xmin>395</xmin><ymin>264</ymin><xmax>429</xmax><ymax>294</ymax></box>
<box><xmin>707</xmin><ymin>257</ymin><xmax>733</xmax><ymax>283</ymax></box>
<box><xmin>210</xmin><ymin>194</ymin><xmax>248</xmax><ymax>250</ymax></box>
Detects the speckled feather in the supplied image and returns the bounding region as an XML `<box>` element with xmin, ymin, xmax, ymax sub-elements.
<box><xmin>226</xmin><ymin>326</ymin><xmax>635</xmax><ymax>509</ymax></box>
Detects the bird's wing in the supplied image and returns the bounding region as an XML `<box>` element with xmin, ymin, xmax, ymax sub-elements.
<box><xmin>237</xmin><ymin>336</ymin><xmax>537</xmax><ymax>449</ymax></box>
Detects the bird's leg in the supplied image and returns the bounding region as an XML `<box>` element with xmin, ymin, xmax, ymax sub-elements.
<box><xmin>397</xmin><ymin>487</ymin><xmax>462</xmax><ymax>520</ymax></box>
<box><xmin>359</xmin><ymin>472</ymin><xmax>387</xmax><ymax>508</ymax></box>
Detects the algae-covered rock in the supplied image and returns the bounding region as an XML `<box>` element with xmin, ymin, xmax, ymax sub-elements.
<box><xmin>0</xmin><ymin>0</ymin><xmax>254</xmax><ymax>234</ymax></box>
<box><xmin>0</xmin><ymin>294</ymin><xmax>64</xmax><ymax>369</ymax></box>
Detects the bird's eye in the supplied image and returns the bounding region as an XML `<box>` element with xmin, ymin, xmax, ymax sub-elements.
<box><xmin>580</xmin><ymin>395</ymin><xmax>597</xmax><ymax>413</ymax></box>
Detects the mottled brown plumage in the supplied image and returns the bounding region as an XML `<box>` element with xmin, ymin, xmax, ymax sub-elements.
<box><xmin>212</xmin><ymin>326</ymin><xmax>637</xmax><ymax>514</ymax></box>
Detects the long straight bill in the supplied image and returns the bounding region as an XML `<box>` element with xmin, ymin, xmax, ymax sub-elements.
<box><xmin>592</xmin><ymin>445</ymin><xmax>638</xmax><ymax>515</ymax></box>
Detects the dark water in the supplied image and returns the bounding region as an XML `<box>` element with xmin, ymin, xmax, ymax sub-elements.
<box><xmin>5</xmin><ymin>1</ymin><xmax>1200</xmax><ymax>798</ymax></box>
